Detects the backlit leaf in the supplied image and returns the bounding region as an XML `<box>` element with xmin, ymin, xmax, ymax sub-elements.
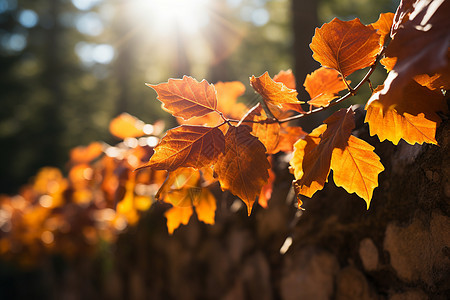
<box><xmin>273</xmin><ymin>126</ymin><xmax>307</xmax><ymax>153</ymax></box>
<box><xmin>240</xmin><ymin>103</ymin><xmax>280</xmax><ymax>154</ymax></box>
<box><xmin>109</xmin><ymin>113</ymin><xmax>146</xmax><ymax>139</ymax></box>
<box><xmin>273</xmin><ymin>69</ymin><xmax>296</xmax><ymax>90</ymax></box>
<box><xmin>331</xmin><ymin>135</ymin><xmax>384</xmax><ymax>208</ymax></box>
<box><xmin>214</xmin><ymin>125</ymin><xmax>270</xmax><ymax>215</ymax></box>
<box><xmin>290</xmin><ymin>108</ymin><xmax>355</xmax><ymax>197</ymax></box>
<box><xmin>365</xmin><ymin>101</ymin><xmax>438</xmax><ymax>145</ymax></box>
<box><xmin>370</xmin><ymin>12</ymin><xmax>394</xmax><ymax>45</ymax></box>
<box><xmin>310</xmin><ymin>18</ymin><xmax>381</xmax><ymax>77</ymax></box>
<box><xmin>366</xmin><ymin>81</ymin><xmax>446</xmax><ymax>145</ymax></box>
<box><xmin>137</xmin><ymin>125</ymin><xmax>225</xmax><ymax>171</ymax></box>
<box><xmin>304</xmin><ymin>67</ymin><xmax>348</xmax><ymax>107</ymax></box>
<box><xmin>148</xmin><ymin>76</ymin><xmax>218</xmax><ymax>120</ymax></box>
<box><xmin>250</xmin><ymin>72</ymin><xmax>300</xmax><ymax>107</ymax></box>
<box><xmin>165</xmin><ymin>206</ymin><xmax>192</xmax><ymax>234</ymax></box>
<box><xmin>70</xmin><ymin>142</ymin><xmax>103</xmax><ymax>163</ymax></box>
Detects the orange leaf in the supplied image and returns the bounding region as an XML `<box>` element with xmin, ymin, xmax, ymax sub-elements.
<box><xmin>109</xmin><ymin>113</ymin><xmax>146</xmax><ymax>139</ymax></box>
<box><xmin>290</xmin><ymin>108</ymin><xmax>355</xmax><ymax>197</ymax></box>
<box><xmin>370</xmin><ymin>13</ymin><xmax>394</xmax><ymax>46</ymax></box>
<box><xmin>273</xmin><ymin>69</ymin><xmax>296</xmax><ymax>90</ymax></box>
<box><xmin>331</xmin><ymin>135</ymin><xmax>384</xmax><ymax>208</ymax></box>
<box><xmin>365</xmin><ymin>101</ymin><xmax>438</xmax><ymax>145</ymax></box>
<box><xmin>250</xmin><ymin>71</ymin><xmax>300</xmax><ymax>107</ymax></box>
<box><xmin>310</xmin><ymin>18</ymin><xmax>381</xmax><ymax>78</ymax></box>
<box><xmin>164</xmin><ymin>206</ymin><xmax>193</xmax><ymax>234</ymax></box>
<box><xmin>148</xmin><ymin>76</ymin><xmax>218</xmax><ymax>120</ymax></box>
<box><xmin>304</xmin><ymin>67</ymin><xmax>348</xmax><ymax>107</ymax></box>
<box><xmin>177</xmin><ymin>81</ymin><xmax>247</xmax><ymax>127</ymax></box>
<box><xmin>137</xmin><ymin>125</ymin><xmax>225</xmax><ymax>171</ymax></box>
<box><xmin>259</xmin><ymin>165</ymin><xmax>275</xmax><ymax>209</ymax></box>
<box><xmin>273</xmin><ymin>126</ymin><xmax>307</xmax><ymax>153</ymax></box>
<box><xmin>70</xmin><ymin>142</ymin><xmax>103</xmax><ymax>163</ymax></box>
<box><xmin>414</xmin><ymin>72</ymin><xmax>450</xmax><ymax>91</ymax></box>
<box><xmin>366</xmin><ymin>81</ymin><xmax>446</xmax><ymax>145</ymax></box>
<box><xmin>214</xmin><ymin>125</ymin><xmax>270</xmax><ymax>215</ymax></box>
<box><xmin>240</xmin><ymin>103</ymin><xmax>281</xmax><ymax>154</ymax></box>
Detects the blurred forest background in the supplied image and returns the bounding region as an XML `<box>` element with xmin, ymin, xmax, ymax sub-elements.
<box><xmin>0</xmin><ymin>0</ymin><xmax>397</xmax><ymax>195</ymax></box>
<box><xmin>0</xmin><ymin>0</ymin><xmax>408</xmax><ymax>299</ymax></box>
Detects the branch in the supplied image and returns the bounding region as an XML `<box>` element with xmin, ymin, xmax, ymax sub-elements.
<box><xmin>229</xmin><ymin>48</ymin><xmax>385</xmax><ymax>125</ymax></box>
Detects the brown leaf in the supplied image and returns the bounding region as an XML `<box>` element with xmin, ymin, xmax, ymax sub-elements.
<box><xmin>214</xmin><ymin>125</ymin><xmax>270</xmax><ymax>215</ymax></box>
<box><xmin>148</xmin><ymin>76</ymin><xmax>218</xmax><ymax>120</ymax></box>
<box><xmin>240</xmin><ymin>103</ymin><xmax>281</xmax><ymax>154</ymax></box>
<box><xmin>304</xmin><ymin>67</ymin><xmax>348</xmax><ymax>107</ymax></box>
<box><xmin>273</xmin><ymin>69</ymin><xmax>296</xmax><ymax>90</ymax></box>
<box><xmin>250</xmin><ymin>71</ymin><xmax>300</xmax><ymax>107</ymax></box>
<box><xmin>310</xmin><ymin>18</ymin><xmax>381</xmax><ymax>78</ymax></box>
<box><xmin>376</xmin><ymin>0</ymin><xmax>450</xmax><ymax>110</ymax></box>
<box><xmin>391</xmin><ymin>0</ymin><xmax>418</xmax><ymax>37</ymax></box>
<box><xmin>290</xmin><ymin>108</ymin><xmax>355</xmax><ymax>197</ymax></box>
<box><xmin>370</xmin><ymin>12</ymin><xmax>394</xmax><ymax>46</ymax></box>
<box><xmin>137</xmin><ymin>125</ymin><xmax>225</xmax><ymax>171</ymax></box>
<box><xmin>331</xmin><ymin>135</ymin><xmax>384</xmax><ymax>208</ymax></box>
<box><xmin>109</xmin><ymin>113</ymin><xmax>147</xmax><ymax>139</ymax></box>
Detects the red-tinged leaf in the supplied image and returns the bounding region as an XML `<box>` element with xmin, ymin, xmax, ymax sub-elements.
<box><xmin>370</xmin><ymin>13</ymin><xmax>395</xmax><ymax>45</ymax></box>
<box><xmin>137</xmin><ymin>125</ymin><xmax>225</xmax><ymax>171</ymax></box>
<box><xmin>109</xmin><ymin>113</ymin><xmax>146</xmax><ymax>139</ymax></box>
<box><xmin>304</xmin><ymin>67</ymin><xmax>348</xmax><ymax>107</ymax></box>
<box><xmin>240</xmin><ymin>103</ymin><xmax>281</xmax><ymax>154</ymax></box>
<box><xmin>273</xmin><ymin>126</ymin><xmax>307</xmax><ymax>153</ymax></box>
<box><xmin>273</xmin><ymin>69</ymin><xmax>296</xmax><ymax>90</ymax></box>
<box><xmin>378</xmin><ymin>0</ymin><xmax>450</xmax><ymax>110</ymax></box>
<box><xmin>250</xmin><ymin>72</ymin><xmax>300</xmax><ymax>107</ymax></box>
<box><xmin>214</xmin><ymin>125</ymin><xmax>270</xmax><ymax>215</ymax></box>
<box><xmin>310</xmin><ymin>18</ymin><xmax>381</xmax><ymax>78</ymax></box>
<box><xmin>290</xmin><ymin>108</ymin><xmax>355</xmax><ymax>198</ymax></box>
<box><xmin>331</xmin><ymin>135</ymin><xmax>384</xmax><ymax>208</ymax></box>
<box><xmin>70</xmin><ymin>142</ymin><xmax>103</xmax><ymax>163</ymax></box>
<box><xmin>148</xmin><ymin>76</ymin><xmax>218</xmax><ymax>120</ymax></box>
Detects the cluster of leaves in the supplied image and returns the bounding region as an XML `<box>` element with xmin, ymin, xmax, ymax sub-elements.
<box><xmin>0</xmin><ymin>0</ymin><xmax>448</xmax><ymax>258</ymax></box>
<box><xmin>141</xmin><ymin>0</ymin><xmax>449</xmax><ymax>214</ymax></box>
<box><xmin>0</xmin><ymin>114</ymin><xmax>168</xmax><ymax>264</ymax></box>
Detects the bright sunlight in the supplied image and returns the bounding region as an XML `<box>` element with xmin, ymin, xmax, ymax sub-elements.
<box><xmin>129</xmin><ymin>0</ymin><xmax>211</xmax><ymax>36</ymax></box>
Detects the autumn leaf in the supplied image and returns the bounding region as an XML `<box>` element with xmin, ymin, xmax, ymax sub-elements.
<box><xmin>366</xmin><ymin>81</ymin><xmax>446</xmax><ymax>145</ymax></box>
<box><xmin>273</xmin><ymin>126</ymin><xmax>307</xmax><ymax>153</ymax></box>
<box><xmin>331</xmin><ymin>135</ymin><xmax>384</xmax><ymax>208</ymax></box>
<box><xmin>310</xmin><ymin>18</ymin><xmax>381</xmax><ymax>78</ymax></box>
<box><xmin>370</xmin><ymin>12</ymin><xmax>394</xmax><ymax>46</ymax></box>
<box><xmin>70</xmin><ymin>142</ymin><xmax>103</xmax><ymax>163</ymax></box>
<box><xmin>414</xmin><ymin>72</ymin><xmax>450</xmax><ymax>91</ymax></box>
<box><xmin>137</xmin><ymin>125</ymin><xmax>225</xmax><ymax>171</ymax></box>
<box><xmin>290</xmin><ymin>108</ymin><xmax>355</xmax><ymax>197</ymax></box>
<box><xmin>176</xmin><ymin>81</ymin><xmax>247</xmax><ymax>127</ymax></box>
<box><xmin>148</xmin><ymin>76</ymin><xmax>218</xmax><ymax>120</ymax></box>
<box><xmin>376</xmin><ymin>0</ymin><xmax>450</xmax><ymax>110</ymax></box>
<box><xmin>239</xmin><ymin>103</ymin><xmax>280</xmax><ymax>154</ymax></box>
<box><xmin>214</xmin><ymin>125</ymin><xmax>270</xmax><ymax>215</ymax></box>
<box><xmin>365</xmin><ymin>101</ymin><xmax>438</xmax><ymax>145</ymax></box>
<box><xmin>157</xmin><ymin>168</ymin><xmax>216</xmax><ymax>233</ymax></box>
<box><xmin>109</xmin><ymin>113</ymin><xmax>147</xmax><ymax>139</ymax></box>
<box><xmin>273</xmin><ymin>69</ymin><xmax>296</xmax><ymax>90</ymax></box>
<box><xmin>304</xmin><ymin>67</ymin><xmax>348</xmax><ymax>107</ymax></box>
<box><xmin>250</xmin><ymin>71</ymin><xmax>300</xmax><ymax>107</ymax></box>
<box><xmin>259</xmin><ymin>163</ymin><xmax>275</xmax><ymax>209</ymax></box>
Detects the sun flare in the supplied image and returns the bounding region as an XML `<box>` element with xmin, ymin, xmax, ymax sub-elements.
<box><xmin>129</xmin><ymin>0</ymin><xmax>210</xmax><ymax>36</ymax></box>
